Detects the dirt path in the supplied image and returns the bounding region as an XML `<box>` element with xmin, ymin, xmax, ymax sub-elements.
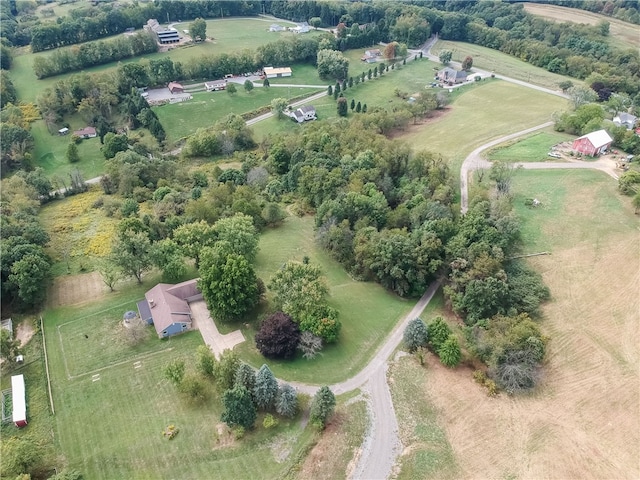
<box><xmin>15</xmin><ymin>321</ymin><xmax>35</xmax><ymax>347</ymax></box>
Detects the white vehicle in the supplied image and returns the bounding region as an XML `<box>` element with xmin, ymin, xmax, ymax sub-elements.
<box><xmin>548</xmin><ymin>152</ymin><xmax>562</xmax><ymax>158</ymax></box>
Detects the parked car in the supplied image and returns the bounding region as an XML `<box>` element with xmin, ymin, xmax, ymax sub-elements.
<box><xmin>548</xmin><ymin>152</ymin><xmax>562</xmax><ymax>158</ymax></box>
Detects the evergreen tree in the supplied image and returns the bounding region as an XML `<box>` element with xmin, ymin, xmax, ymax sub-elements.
<box><xmin>350</xmin><ymin>98</ymin><xmax>355</xmax><ymax>110</ymax></box>
<box><xmin>234</xmin><ymin>362</ymin><xmax>256</xmax><ymax>393</ymax></box>
<box><xmin>356</xmin><ymin>101</ymin><xmax>362</xmax><ymax>113</ymax></box>
<box><xmin>327</xmin><ymin>85</ymin><xmax>333</xmax><ymax>96</ymax></box>
<box><xmin>253</xmin><ymin>364</ymin><xmax>278</xmax><ymax>410</ymax></box>
<box><xmin>403</xmin><ymin>318</ymin><xmax>429</xmax><ymax>352</ymax></box>
<box><xmin>221</xmin><ymin>386</ymin><xmax>257</xmax><ymax>429</ymax></box>
<box><xmin>310</xmin><ymin>386</ymin><xmax>336</xmax><ymax>429</ymax></box>
<box><xmin>263</xmin><ymin>78</ymin><xmax>270</xmax><ymax>88</ymax></box>
<box><xmin>348</xmin><ymin>76</ymin><xmax>353</xmax><ymax>88</ymax></box>
<box><xmin>362</xmin><ymin>104</ymin><xmax>367</xmax><ymax>113</ymax></box>
<box><xmin>337</xmin><ymin>96</ymin><xmax>348</xmax><ymax>117</ymax></box>
<box><xmin>276</xmin><ymin>384</ymin><xmax>298</xmax><ymax>418</ymax></box>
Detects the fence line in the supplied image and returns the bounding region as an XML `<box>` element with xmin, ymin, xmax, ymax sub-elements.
<box><xmin>40</xmin><ymin>316</ymin><xmax>55</xmax><ymax>415</ymax></box>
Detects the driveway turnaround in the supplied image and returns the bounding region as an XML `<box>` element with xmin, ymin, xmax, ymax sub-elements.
<box><xmin>189</xmin><ymin>299</ymin><xmax>245</xmax><ymax>358</ymax></box>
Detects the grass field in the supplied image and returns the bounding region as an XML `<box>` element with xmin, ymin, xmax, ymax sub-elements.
<box><xmin>236</xmin><ymin>214</ymin><xmax>413</xmax><ymax>384</ymax></box>
<box><xmin>399</xmin><ymin>80</ymin><xmax>568</xmax><ymax>176</ymax></box>
<box><xmin>43</xmin><ymin>286</ymin><xmax>319</xmax><ymax>479</ymax></box>
<box><xmin>522</xmin><ymin>2</ymin><xmax>640</xmax><ymax>50</ymax></box>
<box><xmin>155</xmin><ymin>85</ymin><xmax>322</xmax><ymax>144</ymax></box>
<box><xmin>416</xmin><ymin>170</ymin><xmax>639</xmax><ymax>479</ymax></box>
<box><xmin>31</xmin><ymin>117</ymin><xmax>106</xmax><ymax>180</ymax></box>
<box><xmin>487</xmin><ymin>130</ymin><xmax>575</xmax><ymax>163</ymax></box>
<box><xmin>390</xmin><ymin>355</ymin><xmax>459</xmax><ymax>480</ymax></box>
<box><xmin>431</xmin><ymin>40</ymin><xmax>581</xmax><ymax>91</ymax></box>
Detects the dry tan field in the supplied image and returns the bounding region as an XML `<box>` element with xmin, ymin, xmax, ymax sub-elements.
<box><xmin>416</xmin><ymin>170</ymin><xmax>639</xmax><ymax>479</ymax></box>
<box><xmin>523</xmin><ymin>2</ymin><xmax>640</xmax><ymax>50</ymax></box>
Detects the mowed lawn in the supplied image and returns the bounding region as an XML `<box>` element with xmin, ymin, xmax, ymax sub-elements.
<box><xmin>236</xmin><ymin>214</ymin><xmax>413</xmax><ymax>384</ymax></box>
<box><xmin>431</xmin><ymin>40</ymin><xmax>582</xmax><ymax>91</ymax></box>
<box><xmin>399</xmin><ymin>80</ymin><xmax>568</xmax><ymax>171</ymax></box>
<box><xmin>155</xmin><ymin>85</ymin><xmax>322</xmax><ymax>144</ymax></box>
<box><xmin>44</xmin><ymin>288</ymin><xmax>317</xmax><ymax>479</ymax></box>
<box><xmin>487</xmin><ymin>130</ymin><xmax>575</xmax><ymax>163</ymax></box>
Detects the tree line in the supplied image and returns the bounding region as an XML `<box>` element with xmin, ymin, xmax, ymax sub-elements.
<box><xmin>2</xmin><ymin>0</ymin><xmax>262</xmax><ymax>50</ymax></box>
<box><xmin>32</xmin><ymin>31</ymin><xmax>158</xmax><ymax>79</ymax></box>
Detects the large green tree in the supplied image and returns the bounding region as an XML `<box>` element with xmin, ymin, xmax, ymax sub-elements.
<box><xmin>173</xmin><ymin>220</ymin><xmax>216</xmax><ymax>268</ymax></box>
<box><xmin>268</xmin><ymin>261</ymin><xmax>329</xmax><ymax>322</ymax></box>
<box><xmin>212</xmin><ymin>213</ymin><xmax>259</xmax><ymax>262</ymax></box>
<box><xmin>317</xmin><ymin>49</ymin><xmax>349</xmax><ymax>80</ymax></box>
<box><xmin>190</xmin><ymin>18</ymin><xmax>207</xmax><ymax>42</ymax></box>
<box><xmin>109</xmin><ymin>229</ymin><xmax>153</xmax><ymax>284</ymax></box>
<box><xmin>198</xmin><ymin>245</ymin><xmax>260</xmax><ymax>321</ymax></box>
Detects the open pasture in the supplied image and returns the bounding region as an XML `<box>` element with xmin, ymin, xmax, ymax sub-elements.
<box><xmin>399</xmin><ymin>80</ymin><xmax>568</xmax><ymax>172</ymax></box>
<box><xmin>523</xmin><ymin>2</ymin><xmax>640</xmax><ymax>50</ymax></box>
<box><xmin>414</xmin><ymin>169</ymin><xmax>639</xmax><ymax>479</ymax></box>
<box><xmin>487</xmin><ymin>130</ymin><xmax>575</xmax><ymax>163</ymax></box>
<box><xmin>431</xmin><ymin>40</ymin><xmax>581</xmax><ymax>91</ymax></box>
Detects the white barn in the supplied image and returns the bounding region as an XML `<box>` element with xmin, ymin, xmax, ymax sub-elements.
<box><xmin>11</xmin><ymin>375</ymin><xmax>27</xmax><ymax>428</ymax></box>
<box><xmin>263</xmin><ymin>67</ymin><xmax>292</xmax><ymax>78</ymax></box>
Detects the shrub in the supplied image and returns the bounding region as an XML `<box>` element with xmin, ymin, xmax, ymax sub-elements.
<box><xmin>427</xmin><ymin>317</ymin><xmax>452</xmax><ymax>352</ymax></box>
<box><xmin>263</xmin><ymin>413</ymin><xmax>278</xmax><ymax>429</ymax></box>
<box><xmin>438</xmin><ymin>334</ymin><xmax>461</xmax><ymax>367</ymax></box>
<box><xmin>297</xmin><ymin>331</ymin><xmax>323</xmax><ymax>359</ymax></box>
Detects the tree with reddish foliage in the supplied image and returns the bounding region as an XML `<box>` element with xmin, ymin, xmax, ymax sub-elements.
<box><xmin>255</xmin><ymin>311</ymin><xmax>301</xmax><ymax>359</ymax></box>
<box><xmin>462</xmin><ymin>56</ymin><xmax>473</xmax><ymax>71</ymax></box>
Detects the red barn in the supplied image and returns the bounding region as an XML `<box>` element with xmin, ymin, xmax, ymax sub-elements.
<box><xmin>572</xmin><ymin>129</ymin><xmax>613</xmax><ymax>157</ymax></box>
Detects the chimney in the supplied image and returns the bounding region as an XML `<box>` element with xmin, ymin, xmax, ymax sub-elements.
<box><xmin>149</xmin><ymin>299</ymin><xmax>155</xmax><ymax>308</ymax></box>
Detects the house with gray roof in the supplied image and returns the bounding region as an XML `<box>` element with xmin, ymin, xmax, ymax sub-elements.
<box><xmin>437</xmin><ymin>67</ymin><xmax>467</xmax><ymax>85</ymax></box>
<box><xmin>137</xmin><ymin>279</ymin><xmax>202</xmax><ymax>338</ymax></box>
<box><xmin>613</xmin><ymin>112</ymin><xmax>637</xmax><ymax>130</ymax></box>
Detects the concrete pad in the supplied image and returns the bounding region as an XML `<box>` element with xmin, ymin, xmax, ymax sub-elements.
<box><xmin>189</xmin><ymin>300</ymin><xmax>245</xmax><ymax>359</ymax></box>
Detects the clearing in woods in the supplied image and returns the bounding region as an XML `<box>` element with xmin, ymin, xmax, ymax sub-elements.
<box><xmin>411</xmin><ymin>169</ymin><xmax>639</xmax><ymax>479</ymax></box>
